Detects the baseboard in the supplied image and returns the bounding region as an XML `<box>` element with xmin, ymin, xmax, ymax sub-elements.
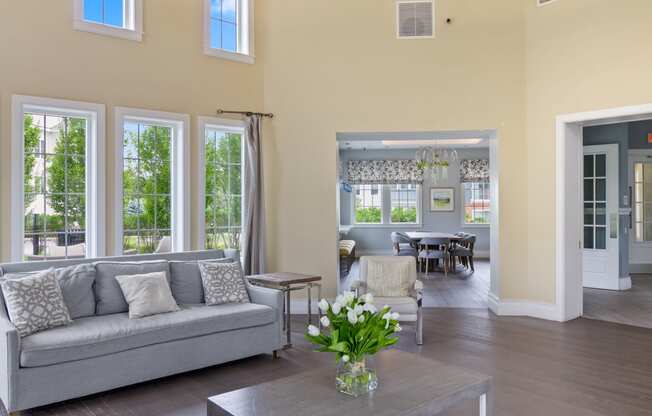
<box><xmin>488</xmin><ymin>292</ymin><xmax>562</xmax><ymax>321</ymax></box>
<box><xmin>629</xmin><ymin>263</ymin><xmax>652</xmax><ymax>274</ymax></box>
<box><xmin>619</xmin><ymin>275</ymin><xmax>632</xmax><ymax>290</ymax></box>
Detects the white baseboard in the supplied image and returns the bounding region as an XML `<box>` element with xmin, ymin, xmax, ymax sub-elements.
<box><xmin>619</xmin><ymin>275</ymin><xmax>632</xmax><ymax>290</ymax></box>
<box><xmin>488</xmin><ymin>292</ymin><xmax>562</xmax><ymax>321</ymax></box>
<box><xmin>629</xmin><ymin>263</ymin><xmax>652</xmax><ymax>274</ymax></box>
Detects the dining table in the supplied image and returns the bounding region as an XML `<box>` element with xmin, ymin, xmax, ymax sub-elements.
<box><xmin>404</xmin><ymin>231</ymin><xmax>463</xmax><ymax>242</ymax></box>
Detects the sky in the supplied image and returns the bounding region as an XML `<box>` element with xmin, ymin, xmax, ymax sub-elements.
<box><xmin>84</xmin><ymin>0</ymin><xmax>124</xmax><ymax>28</ymax></box>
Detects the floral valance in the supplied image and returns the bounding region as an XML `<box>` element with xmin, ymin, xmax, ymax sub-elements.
<box><xmin>460</xmin><ymin>159</ymin><xmax>489</xmax><ymax>182</ymax></box>
<box><xmin>347</xmin><ymin>160</ymin><xmax>424</xmax><ymax>184</ymax></box>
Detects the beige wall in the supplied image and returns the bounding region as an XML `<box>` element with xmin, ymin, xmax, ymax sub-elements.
<box><xmin>524</xmin><ymin>0</ymin><xmax>652</xmax><ymax>302</ymax></box>
<box><xmin>0</xmin><ymin>0</ymin><xmax>263</xmax><ymax>260</ymax></box>
<box><xmin>259</xmin><ymin>0</ymin><xmax>529</xmax><ymax>298</ymax></box>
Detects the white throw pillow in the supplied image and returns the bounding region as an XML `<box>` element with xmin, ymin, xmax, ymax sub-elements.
<box><xmin>0</xmin><ymin>268</ymin><xmax>72</xmax><ymax>337</ymax></box>
<box><xmin>115</xmin><ymin>272</ymin><xmax>180</xmax><ymax>319</ymax></box>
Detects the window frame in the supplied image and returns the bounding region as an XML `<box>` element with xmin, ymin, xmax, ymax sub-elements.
<box><xmin>196</xmin><ymin>116</ymin><xmax>245</xmax><ymax>250</ymax></box>
<box><xmin>11</xmin><ymin>95</ymin><xmax>106</xmax><ymax>262</ymax></box>
<box><xmin>73</xmin><ymin>0</ymin><xmax>144</xmax><ymax>42</ymax></box>
<box><xmin>203</xmin><ymin>0</ymin><xmax>255</xmax><ymax>64</ymax></box>
<box><xmin>114</xmin><ymin>107</ymin><xmax>190</xmax><ymax>255</ymax></box>
<box><xmin>630</xmin><ymin>150</ymin><xmax>652</xmax><ymax>246</ymax></box>
<box><xmin>461</xmin><ymin>180</ymin><xmax>491</xmax><ymax>228</ymax></box>
<box><xmin>351</xmin><ymin>184</ymin><xmax>422</xmax><ymax>228</ymax></box>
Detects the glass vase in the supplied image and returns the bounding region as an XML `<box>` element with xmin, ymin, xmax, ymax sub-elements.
<box><xmin>335</xmin><ymin>357</ymin><xmax>378</xmax><ymax>397</ymax></box>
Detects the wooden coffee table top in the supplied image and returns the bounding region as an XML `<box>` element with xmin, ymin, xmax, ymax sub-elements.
<box><xmin>207</xmin><ymin>350</ymin><xmax>492</xmax><ymax>416</ymax></box>
<box><xmin>246</xmin><ymin>272</ymin><xmax>321</xmax><ymax>287</ymax></box>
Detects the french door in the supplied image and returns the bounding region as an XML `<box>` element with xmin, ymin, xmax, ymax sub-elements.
<box><xmin>582</xmin><ymin>144</ymin><xmax>620</xmax><ymax>290</ymax></box>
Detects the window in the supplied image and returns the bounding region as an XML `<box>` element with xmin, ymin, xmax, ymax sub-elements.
<box><xmin>353</xmin><ymin>184</ymin><xmax>421</xmax><ymax>225</ymax></box>
<box><xmin>390</xmin><ymin>184</ymin><xmax>418</xmax><ymax>223</ymax></box>
<box><xmin>73</xmin><ymin>0</ymin><xmax>143</xmax><ymax>41</ymax></box>
<box><xmin>11</xmin><ymin>95</ymin><xmax>105</xmax><ymax>262</ymax></box>
<box><xmin>115</xmin><ymin>108</ymin><xmax>190</xmax><ymax>255</ymax></box>
<box><xmin>633</xmin><ymin>162</ymin><xmax>652</xmax><ymax>243</ymax></box>
<box><xmin>204</xmin><ymin>0</ymin><xmax>254</xmax><ymax>64</ymax></box>
<box><xmin>583</xmin><ymin>154</ymin><xmax>606</xmax><ymax>249</ymax></box>
<box><xmin>462</xmin><ymin>182</ymin><xmax>490</xmax><ymax>225</ymax></box>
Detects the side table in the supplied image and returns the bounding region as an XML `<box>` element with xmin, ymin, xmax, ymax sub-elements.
<box><xmin>247</xmin><ymin>272</ymin><xmax>322</xmax><ymax>349</ymax></box>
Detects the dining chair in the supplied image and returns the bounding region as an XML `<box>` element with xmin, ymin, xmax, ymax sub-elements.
<box><xmin>450</xmin><ymin>234</ymin><xmax>477</xmax><ymax>272</ymax></box>
<box><xmin>417</xmin><ymin>237</ymin><xmax>450</xmax><ymax>277</ymax></box>
<box><xmin>390</xmin><ymin>232</ymin><xmax>417</xmax><ymax>257</ymax></box>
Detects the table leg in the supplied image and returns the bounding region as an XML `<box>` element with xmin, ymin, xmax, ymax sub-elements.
<box><xmin>285</xmin><ymin>288</ymin><xmax>292</xmax><ymax>349</ymax></box>
<box><xmin>479</xmin><ymin>388</ymin><xmax>494</xmax><ymax>416</ymax></box>
<box><xmin>307</xmin><ymin>284</ymin><xmax>312</xmax><ymax>325</ymax></box>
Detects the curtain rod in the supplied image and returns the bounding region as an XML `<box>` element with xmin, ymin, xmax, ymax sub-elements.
<box><xmin>217</xmin><ymin>109</ymin><xmax>274</xmax><ymax>119</ymax></box>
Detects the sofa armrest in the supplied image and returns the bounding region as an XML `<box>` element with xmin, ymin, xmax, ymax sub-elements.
<box><xmin>0</xmin><ymin>317</ymin><xmax>19</xmax><ymax>411</ymax></box>
<box><xmin>246</xmin><ymin>283</ymin><xmax>284</xmax><ymax>322</ymax></box>
<box><xmin>409</xmin><ymin>280</ymin><xmax>424</xmax><ymax>306</ymax></box>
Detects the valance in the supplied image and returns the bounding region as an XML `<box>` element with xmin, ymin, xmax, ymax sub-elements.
<box><xmin>347</xmin><ymin>160</ymin><xmax>424</xmax><ymax>184</ymax></box>
<box><xmin>460</xmin><ymin>159</ymin><xmax>489</xmax><ymax>182</ymax></box>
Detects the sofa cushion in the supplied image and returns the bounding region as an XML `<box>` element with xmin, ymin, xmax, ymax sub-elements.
<box><xmin>20</xmin><ymin>303</ymin><xmax>275</xmax><ymax>367</ymax></box>
<box><xmin>169</xmin><ymin>258</ymin><xmax>234</xmax><ymax>304</ymax></box>
<box><xmin>93</xmin><ymin>260</ymin><xmax>170</xmax><ymax>315</ymax></box>
<box><xmin>1</xmin><ymin>264</ymin><xmax>96</xmax><ymax>319</ymax></box>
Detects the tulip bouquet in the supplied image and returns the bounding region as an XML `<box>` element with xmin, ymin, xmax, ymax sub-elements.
<box><xmin>305</xmin><ymin>291</ymin><xmax>401</xmax><ymax>396</ymax></box>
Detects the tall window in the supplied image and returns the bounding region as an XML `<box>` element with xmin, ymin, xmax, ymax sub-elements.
<box><xmin>390</xmin><ymin>184</ymin><xmax>418</xmax><ymax>223</ymax></box>
<box><xmin>204</xmin><ymin>0</ymin><xmax>254</xmax><ymax>63</ymax></box>
<box><xmin>354</xmin><ymin>185</ymin><xmax>383</xmax><ymax>224</ymax></box>
<box><xmin>633</xmin><ymin>162</ymin><xmax>652</xmax><ymax>243</ymax></box>
<box><xmin>122</xmin><ymin>123</ymin><xmax>171</xmax><ymax>254</ymax></box>
<box><xmin>74</xmin><ymin>0</ymin><xmax>143</xmax><ymax>41</ymax></box>
<box><xmin>583</xmin><ymin>154</ymin><xmax>606</xmax><ymax>249</ymax></box>
<box><xmin>12</xmin><ymin>95</ymin><xmax>105</xmax><ymax>262</ymax></box>
<box><xmin>204</xmin><ymin>129</ymin><xmax>242</xmax><ymax>249</ymax></box>
<box><xmin>462</xmin><ymin>182</ymin><xmax>490</xmax><ymax>225</ymax></box>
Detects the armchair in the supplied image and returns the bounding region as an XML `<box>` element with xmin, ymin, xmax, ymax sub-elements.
<box><xmin>351</xmin><ymin>256</ymin><xmax>424</xmax><ymax>345</ymax></box>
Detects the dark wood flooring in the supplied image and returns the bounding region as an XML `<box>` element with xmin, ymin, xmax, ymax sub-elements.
<box><xmin>584</xmin><ymin>275</ymin><xmax>652</xmax><ymax>329</ymax></box>
<box><xmin>17</xmin><ymin>309</ymin><xmax>652</xmax><ymax>416</ymax></box>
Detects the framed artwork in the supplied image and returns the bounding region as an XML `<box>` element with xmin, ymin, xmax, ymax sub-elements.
<box><xmin>430</xmin><ymin>188</ymin><xmax>454</xmax><ymax>211</ymax></box>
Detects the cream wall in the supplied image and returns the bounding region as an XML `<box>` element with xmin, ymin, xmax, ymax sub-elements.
<box><xmin>0</xmin><ymin>0</ymin><xmax>263</xmax><ymax>261</ymax></box>
<box><xmin>524</xmin><ymin>0</ymin><xmax>652</xmax><ymax>302</ymax></box>
<box><xmin>259</xmin><ymin>0</ymin><xmax>529</xmax><ymax>299</ymax></box>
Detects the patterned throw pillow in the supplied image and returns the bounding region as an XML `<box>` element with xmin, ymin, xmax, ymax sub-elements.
<box><xmin>0</xmin><ymin>269</ymin><xmax>72</xmax><ymax>337</ymax></box>
<box><xmin>198</xmin><ymin>261</ymin><xmax>250</xmax><ymax>305</ymax></box>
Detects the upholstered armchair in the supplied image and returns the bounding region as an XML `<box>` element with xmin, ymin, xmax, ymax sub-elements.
<box><xmin>351</xmin><ymin>256</ymin><xmax>424</xmax><ymax>345</ymax></box>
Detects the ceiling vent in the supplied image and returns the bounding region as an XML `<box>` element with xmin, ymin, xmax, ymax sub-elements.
<box><xmin>537</xmin><ymin>0</ymin><xmax>558</xmax><ymax>6</ymax></box>
<box><xmin>397</xmin><ymin>1</ymin><xmax>434</xmax><ymax>39</ymax></box>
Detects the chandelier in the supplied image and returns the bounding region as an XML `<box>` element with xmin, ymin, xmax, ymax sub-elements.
<box><xmin>415</xmin><ymin>145</ymin><xmax>458</xmax><ymax>184</ymax></box>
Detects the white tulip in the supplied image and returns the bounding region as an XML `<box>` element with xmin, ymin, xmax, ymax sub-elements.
<box><xmin>342</xmin><ymin>355</ymin><xmax>350</xmax><ymax>363</ymax></box>
<box><xmin>354</xmin><ymin>304</ymin><xmax>364</xmax><ymax>315</ymax></box>
<box><xmin>382</xmin><ymin>312</ymin><xmax>392</xmax><ymax>321</ymax></box>
<box><xmin>331</xmin><ymin>302</ymin><xmax>342</xmax><ymax>315</ymax></box>
<box><xmin>394</xmin><ymin>324</ymin><xmax>402</xmax><ymax>333</ymax></box>
<box><xmin>391</xmin><ymin>312</ymin><xmax>400</xmax><ymax>320</ymax></box>
<box><xmin>347</xmin><ymin>310</ymin><xmax>358</xmax><ymax>324</ymax></box>
<box><xmin>335</xmin><ymin>294</ymin><xmax>345</xmax><ymax>305</ymax></box>
<box><xmin>307</xmin><ymin>325</ymin><xmax>320</xmax><ymax>337</ymax></box>
<box><xmin>358</xmin><ymin>315</ymin><xmax>365</xmax><ymax>323</ymax></box>
<box><xmin>318</xmin><ymin>299</ymin><xmax>329</xmax><ymax>313</ymax></box>
<box><xmin>320</xmin><ymin>316</ymin><xmax>330</xmax><ymax>327</ymax></box>
<box><xmin>363</xmin><ymin>303</ymin><xmax>377</xmax><ymax>313</ymax></box>
<box><xmin>363</xmin><ymin>293</ymin><xmax>374</xmax><ymax>304</ymax></box>
<box><xmin>343</xmin><ymin>291</ymin><xmax>355</xmax><ymax>305</ymax></box>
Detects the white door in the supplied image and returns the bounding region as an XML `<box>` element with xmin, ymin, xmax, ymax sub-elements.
<box><xmin>582</xmin><ymin>144</ymin><xmax>620</xmax><ymax>290</ymax></box>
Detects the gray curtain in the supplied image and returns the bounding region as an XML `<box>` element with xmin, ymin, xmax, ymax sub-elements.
<box><xmin>243</xmin><ymin>115</ymin><xmax>266</xmax><ymax>275</ymax></box>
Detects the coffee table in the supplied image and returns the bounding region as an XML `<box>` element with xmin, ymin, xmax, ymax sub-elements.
<box><xmin>246</xmin><ymin>272</ymin><xmax>322</xmax><ymax>349</ymax></box>
<box><xmin>207</xmin><ymin>350</ymin><xmax>493</xmax><ymax>416</ymax></box>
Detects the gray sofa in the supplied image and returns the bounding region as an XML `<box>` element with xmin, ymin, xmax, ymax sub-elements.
<box><xmin>0</xmin><ymin>250</ymin><xmax>283</xmax><ymax>412</ymax></box>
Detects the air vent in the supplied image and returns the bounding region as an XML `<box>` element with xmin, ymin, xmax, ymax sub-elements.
<box><xmin>537</xmin><ymin>0</ymin><xmax>558</xmax><ymax>6</ymax></box>
<box><xmin>397</xmin><ymin>1</ymin><xmax>434</xmax><ymax>39</ymax></box>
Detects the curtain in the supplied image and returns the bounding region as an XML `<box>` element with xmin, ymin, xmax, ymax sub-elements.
<box><xmin>347</xmin><ymin>160</ymin><xmax>424</xmax><ymax>184</ymax></box>
<box><xmin>460</xmin><ymin>159</ymin><xmax>489</xmax><ymax>182</ymax></box>
<box><xmin>242</xmin><ymin>115</ymin><xmax>266</xmax><ymax>275</ymax></box>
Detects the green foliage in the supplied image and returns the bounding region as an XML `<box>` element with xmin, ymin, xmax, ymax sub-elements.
<box><xmin>391</xmin><ymin>207</ymin><xmax>417</xmax><ymax>223</ymax></box>
<box><xmin>23</xmin><ymin>115</ymin><xmax>41</xmax><ymax>207</ymax></box>
<box><xmin>305</xmin><ymin>294</ymin><xmax>400</xmax><ymax>363</ymax></box>
<box><xmin>355</xmin><ymin>207</ymin><xmax>381</xmax><ymax>223</ymax></box>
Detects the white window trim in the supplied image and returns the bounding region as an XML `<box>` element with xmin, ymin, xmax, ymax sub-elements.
<box><xmin>114</xmin><ymin>107</ymin><xmax>190</xmax><ymax>255</ymax></box>
<box><xmin>351</xmin><ymin>184</ymin><xmax>423</xmax><ymax>228</ymax></box>
<box><xmin>196</xmin><ymin>116</ymin><xmax>245</xmax><ymax>249</ymax></box>
<box><xmin>629</xmin><ymin>149</ymin><xmax>652</xmax><ymax>246</ymax></box>
<box><xmin>460</xmin><ymin>182</ymin><xmax>490</xmax><ymax>228</ymax></box>
<box><xmin>73</xmin><ymin>0</ymin><xmax>144</xmax><ymax>42</ymax></box>
<box><xmin>11</xmin><ymin>95</ymin><xmax>106</xmax><ymax>262</ymax></box>
<box><xmin>203</xmin><ymin>0</ymin><xmax>255</xmax><ymax>64</ymax></box>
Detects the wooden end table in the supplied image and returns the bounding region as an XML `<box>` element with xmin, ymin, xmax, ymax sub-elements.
<box><xmin>207</xmin><ymin>349</ymin><xmax>494</xmax><ymax>416</ymax></box>
<box><xmin>247</xmin><ymin>272</ymin><xmax>322</xmax><ymax>349</ymax></box>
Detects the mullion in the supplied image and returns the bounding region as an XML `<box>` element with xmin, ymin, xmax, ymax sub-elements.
<box><xmin>64</xmin><ymin>117</ymin><xmax>69</xmax><ymax>258</ymax></box>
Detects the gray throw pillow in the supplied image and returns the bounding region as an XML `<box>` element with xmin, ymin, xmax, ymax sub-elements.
<box><xmin>115</xmin><ymin>272</ymin><xmax>180</xmax><ymax>319</ymax></box>
<box><xmin>94</xmin><ymin>260</ymin><xmax>170</xmax><ymax>315</ymax></box>
<box><xmin>1</xmin><ymin>264</ymin><xmax>96</xmax><ymax>319</ymax></box>
<box><xmin>198</xmin><ymin>261</ymin><xmax>249</xmax><ymax>305</ymax></box>
<box><xmin>0</xmin><ymin>269</ymin><xmax>72</xmax><ymax>337</ymax></box>
<box><xmin>169</xmin><ymin>258</ymin><xmax>235</xmax><ymax>304</ymax></box>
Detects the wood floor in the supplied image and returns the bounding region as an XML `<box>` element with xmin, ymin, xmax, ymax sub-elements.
<box><xmin>18</xmin><ymin>309</ymin><xmax>652</xmax><ymax>416</ymax></box>
<box><xmin>584</xmin><ymin>275</ymin><xmax>652</xmax><ymax>329</ymax></box>
<box><xmin>342</xmin><ymin>258</ymin><xmax>490</xmax><ymax>308</ymax></box>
